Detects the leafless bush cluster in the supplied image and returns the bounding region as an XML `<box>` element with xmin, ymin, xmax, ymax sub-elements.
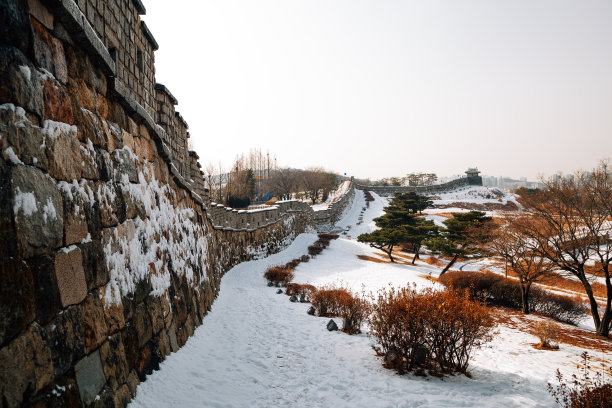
<box><xmin>369</xmin><ymin>286</ymin><xmax>494</xmax><ymax>376</ymax></box>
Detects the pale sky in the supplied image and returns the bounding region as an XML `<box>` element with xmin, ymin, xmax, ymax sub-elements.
<box><xmin>144</xmin><ymin>0</ymin><xmax>612</xmax><ymax>180</ymax></box>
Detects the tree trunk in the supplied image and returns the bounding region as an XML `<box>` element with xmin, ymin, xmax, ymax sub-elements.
<box><xmin>596</xmin><ymin>268</ymin><xmax>611</xmax><ymax>337</ymax></box>
<box><xmin>579</xmin><ymin>273</ymin><xmax>604</xmax><ymax>337</ymax></box>
<box><xmin>386</xmin><ymin>245</ymin><xmax>395</xmax><ymax>263</ymax></box>
<box><xmin>412</xmin><ymin>253</ymin><xmax>417</xmax><ymax>264</ymax></box>
<box><xmin>520</xmin><ymin>282</ymin><xmax>530</xmax><ymax>314</ymax></box>
<box><xmin>439</xmin><ymin>253</ymin><xmax>459</xmax><ymax>276</ymax></box>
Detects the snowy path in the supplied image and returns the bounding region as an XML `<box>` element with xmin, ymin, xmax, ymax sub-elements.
<box><xmin>130</xmin><ymin>191</ymin><xmax>577</xmax><ymax>408</ymax></box>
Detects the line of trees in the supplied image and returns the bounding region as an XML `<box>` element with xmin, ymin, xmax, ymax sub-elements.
<box><xmin>204</xmin><ymin>150</ymin><xmax>340</xmax><ymax>207</ymax></box>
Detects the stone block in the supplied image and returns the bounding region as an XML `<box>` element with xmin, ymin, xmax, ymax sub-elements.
<box><xmin>0</xmin><ymin>104</ymin><xmax>48</xmax><ymax>169</ymax></box>
<box><xmin>80</xmin><ymin>294</ymin><xmax>107</xmax><ymax>354</ymax></box>
<box><xmin>31</xmin><ymin>18</ymin><xmax>67</xmax><ymax>83</ymax></box>
<box><xmin>41</xmin><ymin>77</ymin><xmax>72</xmax><ymax>123</ymax></box>
<box><xmin>30</xmin><ymin>254</ymin><xmax>61</xmax><ymax>326</ymax></box>
<box><xmin>100</xmin><ymin>287</ymin><xmax>125</xmax><ymax>334</ymax></box>
<box><xmin>101</xmin><ymin>117</ymin><xmax>122</xmax><ymax>153</ymax></box>
<box><xmin>0</xmin><ymin>257</ymin><xmax>34</xmax><ymax>347</ymax></box>
<box><xmin>11</xmin><ymin>165</ymin><xmax>63</xmax><ymax>257</ymax></box>
<box><xmin>27</xmin><ymin>0</ymin><xmax>54</xmax><ymax>30</ymax></box>
<box><xmin>136</xmin><ymin>341</ymin><xmax>159</xmax><ymax>381</ymax></box>
<box><xmin>0</xmin><ymin>323</ymin><xmax>54</xmax><ymax>408</ymax></box>
<box><xmin>44</xmin><ymin>120</ymin><xmax>81</xmax><ymax>181</ymax></box>
<box><xmin>99</xmin><ymin>334</ymin><xmax>128</xmax><ymax>386</ymax></box>
<box><xmin>112</xmin><ymin>147</ymin><xmax>138</xmax><ymax>183</ymax></box>
<box><xmin>76</xmin><ymin>108</ymin><xmax>105</xmax><ymax>148</ymax></box>
<box><xmin>79</xmin><ymin>140</ymin><xmax>99</xmax><ymax>180</ymax></box>
<box><xmin>54</xmin><ymin>247</ymin><xmax>87</xmax><ymax>307</ymax></box>
<box><xmin>63</xmin><ymin>207</ymin><xmax>88</xmax><ymax>246</ymax></box>
<box><xmin>0</xmin><ymin>47</ymin><xmax>44</xmax><ymax>122</ymax></box>
<box><xmin>133</xmin><ymin>303</ymin><xmax>152</xmax><ymax>348</ymax></box>
<box><xmin>74</xmin><ymin>350</ymin><xmax>106</xmax><ymax>405</ymax></box>
<box><xmin>68</xmin><ymin>78</ymin><xmax>96</xmax><ymax>112</ymax></box>
<box><xmin>80</xmin><ymin>241</ymin><xmax>108</xmax><ymax>290</ymax></box>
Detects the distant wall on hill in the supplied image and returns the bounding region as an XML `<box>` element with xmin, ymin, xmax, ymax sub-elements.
<box><xmin>357</xmin><ymin>175</ymin><xmax>482</xmax><ymax>196</ymax></box>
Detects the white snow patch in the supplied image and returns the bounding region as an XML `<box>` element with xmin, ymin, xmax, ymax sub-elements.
<box><xmin>3</xmin><ymin>147</ymin><xmax>23</xmax><ymax>165</ymax></box>
<box><xmin>18</xmin><ymin>65</ymin><xmax>31</xmax><ymax>81</ymax></box>
<box><xmin>13</xmin><ymin>187</ymin><xmax>37</xmax><ymax>217</ymax></box>
<box><xmin>42</xmin><ymin>120</ymin><xmax>77</xmax><ymax>141</ymax></box>
<box><xmin>42</xmin><ymin>198</ymin><xmax>57</xmax><ymax>222</ymax></box>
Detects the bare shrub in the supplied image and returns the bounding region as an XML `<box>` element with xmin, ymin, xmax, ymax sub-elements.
<box><xmin>548</xmin><ymin>352</ymin><xmax>612</xmax><ymax>408</ymax></box>
<box><xmin>308</xmin><ymin>244</ymin><xmax>323</xmax><ymax>256</ymax></box>
<box><xmin>286</xmin><ymin>259</ymin><xmax>301</xmax><ymax>269</ymax></box>
<box><xmin>534</xmin><ymin>321</ymin><xmax>560</xmax><ymax>349</ymax></box>
<box><xmin>317</xmin><ymin>238</ymin><xmax>330</xmax><ymax>247</ymax></box>
<box><xmin>300</xmin><ymin>254</ymin><xmax>310</xmax><ymax>263</ymax></box>
<box><xmin>285</xmin><ymin>283</ymin><xmax>316</xmax><ymax>297</ymax></box>
<box><xmin>264</xmin><ymin>266</ymin><xmax>294</xmax><ymax>286</ymax></box>
<box><xmin>369</xmin><ymin>286</ymin><xmax>494</xmax><ymax>376</ymax></box>
<box><xmin>318</xmin><ymin>233</ymin><xmax>340</xmax><ymax>240</ymax></box>
<box><xmin>310</xmin><ymin>285</ymin><xmax>369</xmax><ymax>334</ymax></box>
<box><xmin>311</xmin><ymin>286</ymin><xmax>351</xmax><ymax>317</ymax></box>
<box><xmin>425</xmin><ymin>256</ymin><xmax>442</xmax><ymax>266</ymax></box>
<box><xmin>531</xmin><ymin>291</ymin><xmax>589</xmax><ymax>326</ymax></box>
<box><xmin>440</xmin><ymin>272</ymin><xmax>589</xmax><ymax>325</ymax></box>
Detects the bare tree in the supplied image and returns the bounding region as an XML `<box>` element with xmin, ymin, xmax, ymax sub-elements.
<box><xmin>518</xmin><ymin>163</ymin><xmax>612</xmax><ymax>337</ymax></box>
<box><xmin>300</xmin><ymin>168</ymin><xmax>337</xmax><ymax>204</ymax></box>
<box><xmin>491</xmin><ymin>215</ymin><xmax>557</xmax><ymax>314</ymax></box>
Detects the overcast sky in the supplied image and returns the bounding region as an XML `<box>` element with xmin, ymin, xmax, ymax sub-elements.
<box><xmin>144</xmin><ymin>0</ymin><xmax>612</xmax><ymax>180</ymax></box>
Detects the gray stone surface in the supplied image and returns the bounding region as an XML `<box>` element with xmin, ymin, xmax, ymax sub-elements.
<box><xmin>307</xmin><ymin>306</ymin><xmax>315</xmax><ymax>315</ymax></box>
<box><xmin>326</xmin><ymin>319</ymin><xmax>338</xmax><ymax>331</ymax></box>
<box><xmin>0</xmin><ymin>47</ymin><xmax>44</xmax><ymax>119</ymax></box>
<box><xmin>11</xmin><ymin>165</ymin><xmax>64</xmax><ymax>257</ymax></box>
<box><xmin>74</xmin><ymin>349</ymin><xmax>106</xmax><ymax>405</ymax></box>
<box><xmin>289</xmin><ymin>295</ymin><xmax>297</xmax><ymax>302</ymax></box>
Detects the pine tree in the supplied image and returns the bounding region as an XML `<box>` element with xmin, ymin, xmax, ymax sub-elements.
<box><xmin>427</xmin><ymin>211</ymin><xmax>494</xmax><ymax>275</ymax></box>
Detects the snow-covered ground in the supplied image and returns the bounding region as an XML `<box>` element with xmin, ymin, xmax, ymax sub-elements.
<box><xmin>129</xmin><ymin>189</ymin><xmax>605</xmax><ymax>408</ymax></box>
<box><xmin>432</xmin><ymin>185</ymin><xmax>519</xmax><ymax>206</ymax></box>
<box><xmin>312</xmin><ymin>180</ymin><xmax>352</xmax><ymax>211</ymax></box>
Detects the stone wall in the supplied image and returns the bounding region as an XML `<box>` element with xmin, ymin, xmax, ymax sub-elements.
<box><xmin>356</xmin><ymin>175</ymin><xmax>482</xmax><ymax>196</ymax></box>
<box><xmin>0</xmin><ymin>1</ymin><xmax>345</xmax><ymax>407</ymax></box>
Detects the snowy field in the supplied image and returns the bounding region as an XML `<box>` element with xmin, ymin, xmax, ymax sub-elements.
<box><xmin>129</xmin><ymin>190</ymin><xmax>607</xmax><ymax>408</ymax></box>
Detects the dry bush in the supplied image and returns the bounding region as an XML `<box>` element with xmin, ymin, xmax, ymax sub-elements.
<box><xmin>311</xmin><ymin>286</ymin><xmax>351</xmax><ymax>317</ymax></box>
<box><xmin>425</xmin><ymin>256</ymin><xmax>442</xmax><ymax>266</ymax></box>
<box><xmin>264</xmin><ymin>265</ymin><xmax>294</xmax><ymax>286</ymax></box>
<box><xmin>439</xmin><ymin>271</ymin><xmax>503</xmax><ymax>301</ymax></box>
<box><xmin>440</xmin><ymin>271</ymin><xmax>588</xmax><ymax>325</ymax></box>
<box><xmin>308</xmin><ymin>244</ymin><xmax>323</xmax><ymax>256</ymax></box>
<box><xmin>531</xmin><ymin>291</ymin><xmax>589</xmax><ymax>326</ymax></box>
<box><xmin>534</xmin><ymin>321</ymin><xmax>560</xmax><ymax>349</ymax></box>
<box><xmin>369</xmin><ymin>286</ymin><xmax>494</xmax><ymax>376</ymax></box>
<box><xmin>285</xmin><ymin>283</ymin><xmax>317</xmax><ymax>297</ymax></box>
<box><xmin>300</xmin><ymin>254</ymin><xmax>310</xmax><ymax>263</ymax></box>
<box><xmin>318</xmin><ymin>233</ymin><xmax>340</xmax><ymax>240</ymax></box>
<box><xmin>317</xmin><ymin>238</ymin><xmax>330</xmax><ymax>247</ymax></box>
<box><xmin>548</xmin><ymin>352</ymin><xmax>612</xmax><ymax>408</ymax></box>
<box><xmin>286</xmin><ymin>259</ymin><xmax>301</xmax><ymax>269</ymax></box>
<box><xmin>310</xmin><ymin>285</ymin><xmax>369</xmax><ymax>334</ymax></box>
<box><xmin>363</xmin><ymin>190</ymin><xmax>374</xmax><ymax>202</ymax></box>
<box><xmin>339</xmin><ymin>295</ymin><xmax>370</xmax><ymax>334</ymax></box>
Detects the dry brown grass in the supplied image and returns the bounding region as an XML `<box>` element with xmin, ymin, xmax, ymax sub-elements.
<box><xmin>490</xmin><ymin>308</ymin><xmax>611</xmax><ymax>352</ymax></box>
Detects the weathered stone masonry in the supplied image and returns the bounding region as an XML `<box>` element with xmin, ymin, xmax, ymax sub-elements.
<box><xmin>0</xmin><ymin>1</ymin><xmax>354</xmax><ymax>407</ymax></box>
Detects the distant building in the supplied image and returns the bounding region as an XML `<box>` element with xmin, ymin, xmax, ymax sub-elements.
<box><xmin>465</xmin><ymin>167</ymin><xmax>483</xmax><ymax>186</ymax></box>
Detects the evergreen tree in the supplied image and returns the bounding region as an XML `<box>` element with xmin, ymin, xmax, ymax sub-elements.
<box><xmin>358</xmin><ymin>192</ymin><xmax>437</xmax><ymax>262</ymax></box>
<box><xmin>427</xmin><ymin>211</ymin><xmax>494</xmax><ymax>275</ymax></box>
